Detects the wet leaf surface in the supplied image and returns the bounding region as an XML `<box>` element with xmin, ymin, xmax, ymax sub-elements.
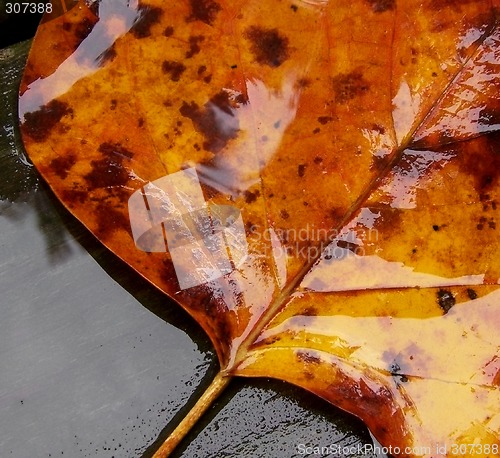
<box><xmin>18</xmin><ymin>0</ymin><xmax>500</xmax><ymax>455</ymax></box>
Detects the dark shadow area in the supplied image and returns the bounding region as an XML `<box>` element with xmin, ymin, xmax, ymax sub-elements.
<box><xmin>0</xmin><ymin>10</ymin><xmax>42</xmax><ymax>49</ymax></box>
<box><xmin>0</xmin><ymin>39</ymin><xmax>39</xmax><ymax>202</ymax></box>
<box><xmin>42</xmin><ymin>177</ymin><xmax>216</xmax><ymax>355</ymax></box>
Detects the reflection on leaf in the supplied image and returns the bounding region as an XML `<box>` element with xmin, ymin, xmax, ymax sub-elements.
<box><xmin>19</xmin><ymin>0</ymin><xmax>499</xmax><ymax>456</ymax></box>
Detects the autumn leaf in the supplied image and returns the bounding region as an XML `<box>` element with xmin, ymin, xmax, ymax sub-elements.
<box><xmin>19</xmin><ymin>0</ymin><xmax>499</xmax><ymax>456</ymax></box>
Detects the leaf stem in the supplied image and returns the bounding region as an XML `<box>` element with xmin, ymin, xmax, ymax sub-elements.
<box><xmin>152</xmin><ymin>372</ymin><xmax>232</xmax><ymax>458</ymax></box>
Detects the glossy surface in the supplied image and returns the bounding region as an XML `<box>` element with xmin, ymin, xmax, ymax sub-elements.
<box><xmin>1</xmin><ymin>41</ymin><xmax>381</xmax><ymax>458</ymax></box>
<box><xmin>18</xmin><ymin>0</ymin><xmax>500</xmax><ymax>455</ymax></box>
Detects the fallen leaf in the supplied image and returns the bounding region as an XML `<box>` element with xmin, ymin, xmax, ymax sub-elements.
<box><xmin>19</xmin><ymin>0</ymin><xmax>500</xmax><ymax>455</ymax></box>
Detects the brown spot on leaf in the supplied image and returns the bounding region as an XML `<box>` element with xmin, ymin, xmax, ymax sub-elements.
<box><xmin>163</xmin><ymin>26</ymin><xmax>174</xmax><ymax>37</ymax></box>
<box><xmin>372</xmin><ymin>206</ymin><xmax>403</xmax><ymax>238</ymax></box>
<box><xmin>297</xmin><ymin>351</ymin><xmax>321</xmax><ymax>364</ymax></box>
<box><xmin>298</xmin><ymin>164</ymin><xmax>306</xmax><ymax>177</ymax></box>
<box><xmin>61</xmin><ymin>189</ymin><xmax>88</xmax><ymax>207</ymax></box>
<box><xmin>329</xmin><ymin>207</ymin><xmax>345</xmax><ymax>225</ymax></box>
<box><xmin>280</xmin><ymin>209</ymin><xmax>290</xmax><ymax>219</ymax></box>
<box><xmin>302</xmin><ymin>307</ymin><xmax>318</xmax><ymax>316</ymax></box>
<box><xmin>317</xmin><ymin>116</ymin><xmax>333</xmax><ymax>125</ymax></box>
<box><xmin>235</xmin><ymin>93</ymin><xmax>249</xmax><ymax>105</ymax></box>
<box><xmin>130</xmin><ymin>5</ymin><xmax>162</xmax><ymax>38</ymax></box>
<box><xmin>162</xmin><ymin>60</ymin><xmax>186</xmax><ymax>82</ymax></box>
<box><xmin>337</xmin><ymin>240</ymin><xmax>359</xmax><ymax>253</ymax></box>
<box><xmin>50</xmin><ymin>153</ymin><xmax>77</xmax><ymax>180</ymax></box>
<box><xmin>158</xmin><ymin>258</ymin><xmax>179</xmax><ymax>289</ymax></box>
<box><xmin>458</xmin><ymin>132</ymin><xmax>500</xmax><ymax>196</ymax></box>
<box><xmin>326</xmin><ymin>373</ymin><xmax>404</xmax><ymax>433</ymax></box>
<box><xmin>85</xmin><ymin>159</ymin><xmax>131</xmax><ymax>190</ymax></box>
<box><xmin>179</xmin><ymin>91</ymin><xmax>240</xmax><ymax>153</ymax></box>
<box><xmin>98</xmin><ymin>142</ymin><xmax>135</xmax><ymax>160</ymax></box>
<box><xmin>467</xmin><ymin>288</ymin><xmax>478</xmax><ymax>300</ymax></box>
<box><xmin>478</xmin><ymin>106</ymin><xmax>500</xmax><ymax>131</ymax></box>
<box><xmin>187</xmin><ymin>0</ymin><xmax>221</xmax><ymax>25</ymax></box>
<box><xmin>21</xmin><ymin>100</ymin><xmax>73</xmax><ymax>142</ymax></box>
<box><xmin>296</xmin><ymin>78</ymin><xmax>311</xmax><ymax>88</ymax></box>
<box><xmin>94</xmin><ymin>205</ymin><xmax>130</xmax><ymax>240</ymax></box>
<box><xmin>74</xmin><ymin>17</ymin><xmax>94</xmax><ymax>41</ymax></box>
<box><xmin>244</xmin><ymin>189</ymin><xmax>260</xmax><ymax>204</ymax></box>
<box><xmin>245</xmin><ymin>26</ymin><xmax>290</xmax><ymax>68</ymax></box>
<box><xmin>365</xmin><ymin>0</ymin><xmax>395</xmax><ymax>13</ymax></box>
<box><xmin>332</xmin><ymin>71</ymin><xmax>370</xmax><ymax>103</ymax></box>
<box><xmin>186</xmin><ymin>35</ymin><xmax>205</xmax><ymax>58</ymax></box>
<box><xmin>303</xmin><ymin>371</ymin><xmax>315</xmax><ymax>380</ymax></box>
<box><xmin>84</xmin><ymin>142</ymin><xmax>134</xmax><ymax>189</ymax></box>
<box><xmin>437</xmin><ymin>289</ymin><xmax>455</xmax><ymax>313</ymax></box>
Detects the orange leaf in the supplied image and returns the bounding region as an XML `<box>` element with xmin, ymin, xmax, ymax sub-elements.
<box><xmin>19</xmin><ymin>0</ymin><xmax>499</xmax><ymax>455</ymax></box>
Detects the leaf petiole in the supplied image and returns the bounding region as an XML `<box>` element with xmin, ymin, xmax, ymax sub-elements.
<box><xmin>152</xmin><ymin>372</ymin><xmax>232</xmax><ymax>457</ymax></box>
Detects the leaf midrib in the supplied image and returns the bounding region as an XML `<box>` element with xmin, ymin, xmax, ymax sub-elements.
<box><xmin>228</xmin><ymin>16</ymin><xmax>498</xmax><ymax>373</ymax></box>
